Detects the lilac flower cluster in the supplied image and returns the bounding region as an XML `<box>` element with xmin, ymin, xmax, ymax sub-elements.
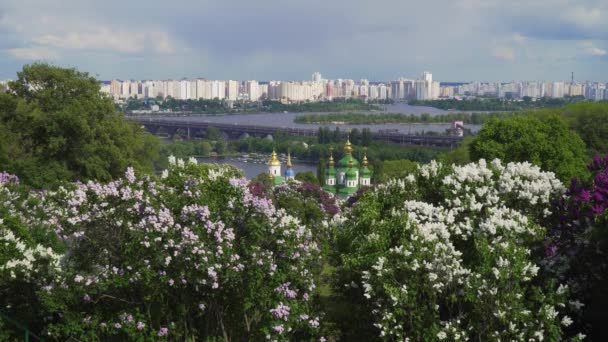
<box><xmin>0</xmin><ymin>162</ymin><xmax>322</xmax><ymax>340</ymax></box>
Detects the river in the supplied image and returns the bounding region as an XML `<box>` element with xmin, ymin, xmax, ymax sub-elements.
<box><xmin>200</xmin><ymin>157</ymin><xmax>317</xmax><ymax>179</ymax></box>
<box><xmin>142</xmin><ymin>106</ymin><xmax>482</xmax><ymax>134</ymax></box>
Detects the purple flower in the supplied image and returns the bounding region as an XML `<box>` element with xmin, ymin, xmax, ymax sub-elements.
<box><xmin>137</xmin><ymin>321</ymin><xmax>145</xmax><ymax>330</ymax></box>
<box><xmin>578</xmin><ymin>189</ymin><xmax>591</xmax><ymax>202</ymax></box>
<box><xmin>158</xmin><ymin>327</ymin><xmax>168</xmax><ymax>336</ymax></box>
<box><xmin>270</xmin><ymin>303</ymin><xmax>291</xmax><ymax>320</ymax></box>
<box><xmin>114</xmin><ymin>323</ymin><xmax>122</xmax><ymax>329</ymax></box>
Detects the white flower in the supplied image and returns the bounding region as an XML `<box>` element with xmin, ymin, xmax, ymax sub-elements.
<box><xmin>437</xmin><ymin>331</ymin><xmax>447</xmax><ymax>340</ymax></box>
<box><xmin>168</xmin><ymin>155</ymin><xmax>176</xmax><ymax>165</ymax></box>
<box><xmin>561</xmin><ymin>315</ymin><xmax>573</xmax><ymax>327</ymax></box>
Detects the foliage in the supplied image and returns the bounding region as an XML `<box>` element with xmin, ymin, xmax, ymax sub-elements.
<box><xmin>544</xmin><ymin>155</ymin><xmax>608</xmax><ymax>340</ymax></box>
<box><xmin>531</xmin><ymin>102</ymin><xmax>608</xmax><ymax>156</ymax></box>
<box><xmin>439</xmin><ymin>136</ymin><xmax>474</xmax><ymax>165</ymax></box>
<box><xmin>332</xmin><ymin>159</ymin><xmax>583</xmax><ymax>341</ymax></box>
<box><xmin>295</xmin><ymin>171</ymin><xmax>319</xmax><ymax>185</ymax></box>
<box><xmin>296</xmin><ymin>111</ymin><xmax>515</xmax><ymax>125</ymax></box>
<box><xmin>124</xmin><ymin>98</ymin><xmax>380</xmax><ymax>114</ymax></box>
<box><xmin>469</xmin><ymin>115</ymin><xmax>589</xmax><ymax>182</ymax></box>
<box><xmin>410</xmin><ymin>96</ymin><xmax>585</xmax><ymax>111</ymax></box>
<box><xmin>372</xmin><ymin>159</ymin><xmax>418</xmax><ymax>183</ymax></box>
<box><xmin>0</xmin><ymin>161</ymin><xmax>324</xmax><ymax>341</ymax></box>
<box><xmin>0</xmin><ymin>63</ymin><xmax>159</xmax><ymax>188</ymax></box>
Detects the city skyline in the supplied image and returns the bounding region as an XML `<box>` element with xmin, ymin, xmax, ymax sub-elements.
<box><xmin>0</xmin><ymin>0</ymin><xmax>607</xmax><ymax>81</ymax></box>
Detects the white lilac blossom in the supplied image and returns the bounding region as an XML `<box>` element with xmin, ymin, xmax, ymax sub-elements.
<box><xmin>337</xmin><ymin>159</ymin><xmax>579</xmax><ymax>341</ymax></box>
<box><xmin>0</xmin><ymin>163</ymin><xmax>321</xmax><ymax>340</ymax></box>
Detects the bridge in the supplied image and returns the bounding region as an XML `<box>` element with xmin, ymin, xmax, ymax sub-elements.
<box><xmin>128</xmin><ymin>117</ymin><xmax>464</xmax><ymax>148</ymax></box>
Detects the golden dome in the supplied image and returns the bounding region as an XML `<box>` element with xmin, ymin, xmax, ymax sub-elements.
<box><xmin>286</xmin><ymin>151</ymin><xmax>292</xmax><ymax>168</ymax></box>
<box><xmin>344</xmin><ymin>136</ymin><xmax>353</xmax><ymax>155</ymax></box>
<box><xmin>362</xmin><ymin>147</ymin><xmax>368</xmax><ymax>167</ymax></box>
<box><xmin>329</xmin><ymin>147</ymin><xmax>335</xmax><ymax>167</ymax></box>
<box><xmin>268</xmin><ymin>149</ymin><xmax>281</xmax><ymax>166</ymax></box>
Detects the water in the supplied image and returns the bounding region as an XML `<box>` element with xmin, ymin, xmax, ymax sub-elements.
<box><xmin>145</xmin><ymin>111</ymin><xmax>482</xmax><ymax>134</ymax></box>
<box><xmin>200</xmin><ymin>158</ymin><xmax>317</xmax><ymax>179</ymax></box>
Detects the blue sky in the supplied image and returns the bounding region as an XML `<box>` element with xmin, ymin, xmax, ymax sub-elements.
<box><xmin>0</xmin><ymin>0</ymin><xmax>607</xmax><ymax>82</ymax></box>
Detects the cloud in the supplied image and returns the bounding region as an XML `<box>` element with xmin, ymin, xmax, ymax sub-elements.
<box><xmin>33</xmin><ymin>28</ymin><xmax>175</xmax><ymax>54</ymax></box>
<box><xmin>0</xmin><ymin>0</ymin><xmax>606</xmax><ymax>81</ymax></box>
<box><xmin>491</xmin><ymin>46</ymin><xmax>515</xmax><ymax>61</ymax></box>
<box><xmin>587</xmin><ymin>46</ymin><xmax>607</xmax><ymax>56</ymax></box>
<box><xmin>7</xmin><ymin>47</ymin><xmax>59</xmax><ymax>60</ymax></box>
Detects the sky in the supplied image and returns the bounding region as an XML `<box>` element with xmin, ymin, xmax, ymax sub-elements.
<box><xmin>0</xmin><ymin>0</ymin><xmax>607</xmax><ymax>82</ymax></box>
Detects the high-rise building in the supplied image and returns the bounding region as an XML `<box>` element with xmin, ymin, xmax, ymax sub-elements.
<box><xmin>211</xmin><ymin>80</ymin><xmax>226</xmax><ymax>100</ymax></box>
<box><xmin>226</xmin><ymin>80</ymin><xmax>239</xmax><ymax>100</ymax></box>
<box><xmin>551</xmin><ymin>82</ymin><xmax>565</xmax><ymax>98</ymax></box>
<box><xmin>245</xmin><ymin>80</ymin><xmax>260</xmax><ymax>101</ymax></box>
<box><xmin>422</xmin><ymin>71</ymin><xmax>432</xmax><ymax>83</ymax></box>
<box><xmin>312</xmin><ymin>72</ymin><xmax>322</xmax><ymax>83</ymax></box>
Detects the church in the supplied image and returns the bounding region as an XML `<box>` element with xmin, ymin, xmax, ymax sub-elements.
<box><xmin>322</xmin><ymin>137</ymin><xmax>371</xmax><ymax>196</ymax></box>
<box><xmin>266</xmin><ymin>137</ymin><xmax>371</xmax><ymax>197</ymax></box>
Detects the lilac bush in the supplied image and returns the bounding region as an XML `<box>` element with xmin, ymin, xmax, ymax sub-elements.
<box><xmin>1</xmin><ymin>160</ymin><xmax>323</xmax><ymax>340</ymax></box>
<box><xmin>333</xmin><ymin>159</ymin><xmax>584</xmax><ymax>341</ymax></box>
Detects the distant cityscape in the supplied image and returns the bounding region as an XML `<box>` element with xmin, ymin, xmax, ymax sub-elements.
<box><xmin>2</xmin><ymin>72</ymin><xmax>607</xmax><ymax>103</ymax></box>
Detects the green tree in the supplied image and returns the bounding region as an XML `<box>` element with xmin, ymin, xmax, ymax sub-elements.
<box><xmin>199</xmin><ymin>141</ymin><xmax>213</xmax><ymax>156</ymax></box>
<box><xmin>440</xmin><ymin>136</ymin><xmax>473</xmax><ymax>165</ymax></box>
<box><xmin>361</xmin><ymin>128</ymin><xmax>372</xmax><ymax>146</ymax></box>
<box><xmin>375</xmin><ymin>159</ymin><xmax>418</xmax><ymax>182</ymax></box>
<box><xmin>295</xmin><ymin>171</ymin><xmax>319</xmax><ymax>185</ymax></box>
<box><xmin>206</xmin><ymin>126</ymin><xmax>221</xmax><ymax>141</ymax></box>
<box><xmin>550</xmin><ymin>102</ymin><xmax>608</xmax><ymax>156</ymax></box>
<box><xmin>0</xmin><ymin>63</ymin><xmax>159</xmax><ymax>188</ymax></box>
<box><xmin>469</xmin><ymin>115</ymin><xmax>588</xmax><ymax>182</ymax></box>
<box><xmin>333</xmin><ymin>127</ymin><xmax>341</xmax><ymax>143</ymax></box>
<box><xmin>317</xmin><ymin>155</ymin><xmax>326</xmax><ymax>186</ymax></box>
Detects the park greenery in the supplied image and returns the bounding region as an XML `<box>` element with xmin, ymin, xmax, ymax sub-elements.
<box><xmin>3</xmin><ymin>64</ymin><xmax>608</xmax><ymax>340</ymax></box>
<box><xmin>0</xmin><ymin>63</ymin><xmax>159</xmax><ymax>189</ymax></box>
<box><xmin>123</xmin><ymin>97</ymin><xmax>382</xmax><ymax>114</ymax></box>
<box><xmin>295</xmin><ymin>111</ymin><xmax>515</xmax><ymax>125</ymax></box>
<box><xmin>409</xmin><ymin>96</ymin><xmax>586</xmax><ymax>111</ymax></box>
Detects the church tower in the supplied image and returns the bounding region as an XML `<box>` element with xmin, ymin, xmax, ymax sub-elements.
<box><xmin>268</xmin><ymin>149</ymin><xmax>284</xmax><ymax>185</ymax></box>
<box><xmin>323</xmin><ymin>147</ymin><xmax>337</xmax><ymax>193</ymax></box>
<box><xmin>360</xmin><ymin>148</ymin><xmax>371</xmax><ymax>186</ymax></box>
<box><xmin>284</xmin><ymin>151</ymin><xmax>295</xmax><ymax>181</ymax></box>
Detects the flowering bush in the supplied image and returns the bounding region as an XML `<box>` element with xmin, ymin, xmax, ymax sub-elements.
<box><xmin>0</xmin><ymin>174</ymin><xmax>65</xmax><ymax>339</ymax></box>
<box><xmin>545</xmin><ymin>155</ymin><xmax>608</xmax><ymax>339</ymax></box>
<box><xmin>333</xmin><ymin>159</ymin><xmax>584</xmax><ymax>341</ymax></box>
<box><xmin>1</xmin><ymin>160</ymin><xmax>323</xmax><ymax>340</ymax></box>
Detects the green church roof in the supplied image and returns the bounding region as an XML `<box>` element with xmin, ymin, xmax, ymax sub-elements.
<box><xmin>360</xmin><ymin>166</ymin><xmax>371</xmax><ymax>177</ymax></box>
<box><xmin>338</xmin><ymin>154</ymin><xmax>359</xmax><ymax>168</ymax></box>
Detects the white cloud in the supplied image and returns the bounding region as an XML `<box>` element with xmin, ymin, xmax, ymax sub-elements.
<box><xmin>570</xmin><ymin>7</ymin><xmax>602</xmax><ymax>25</ymax></box>
<box><xmin>7</xmin><ymin>47</ymin><xmax>59</xmax><ymax>60</ymax></box>
<box><xmin>587</xmin><ymin>47</ymin><xmax>606</xmax><ymax>56</ymax></box>
<box><xmin>491</xmin><ymin>46</ymin><xmax>515</xmax><ymax>61</ymax></box>
<box><xmin>32</xmin><ymin>28</ymin><xmax>176</xmax><ymax>54</ymax></box>
<box><xmin>582</xmin><ymin>41</ymin><xmax>607</xmax><ymax>56</ymax></box>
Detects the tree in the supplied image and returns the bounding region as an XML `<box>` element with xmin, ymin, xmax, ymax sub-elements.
<box><xmin>295</xmin><ymin>171</ymin><xmax>319</xmax><ymax>185</ymax></box>
<box><xmin>199</xmin><ymin>141</ymin><xmax>213</xmax><ymax>156</ymax></box>
<box><xmin>0</xmin><ymin>63</ymin><xmax>159</xmax><ymax>188</ymax></box>
<box><xmin>469</xmin><ymin>115</ymin><xmax>588</xmax><ymax>182</ymax></box>
<box><xmin>333</xmin><ymin>127</ymin><xmax>341</xmax><ymax>143</ymax></box>
<box><xmin>374</xmin><ymin>159</ymin><xmax>418</xmax><ymax>182</ymax></box>
<box><xmin>317</xmin><ymin>155</ymin><xmax>326</xmax><ymax>186</ymax></box>
<box><xmin>440</xmin><ymin>137</ymin><xmax>473</xmax><ymax>165</ymax></box>
<box><xmin>350</xmin><ymin>128</ymin><xmax>361</xmax><ymax>145</ymax></box>
<box><xmin>206</xmin><ymin>126</ymin><xmax>221</xmax><ymax>141</ymax></box>
<box><xmin>361</xmin><ymin>128</ymin><xmax>372</xmax><ymax>146</ymax></box>
<box><xmin>555</xmin><ymin>102</ymin><xmax>608</xmax><ymax>156</ymax></box>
